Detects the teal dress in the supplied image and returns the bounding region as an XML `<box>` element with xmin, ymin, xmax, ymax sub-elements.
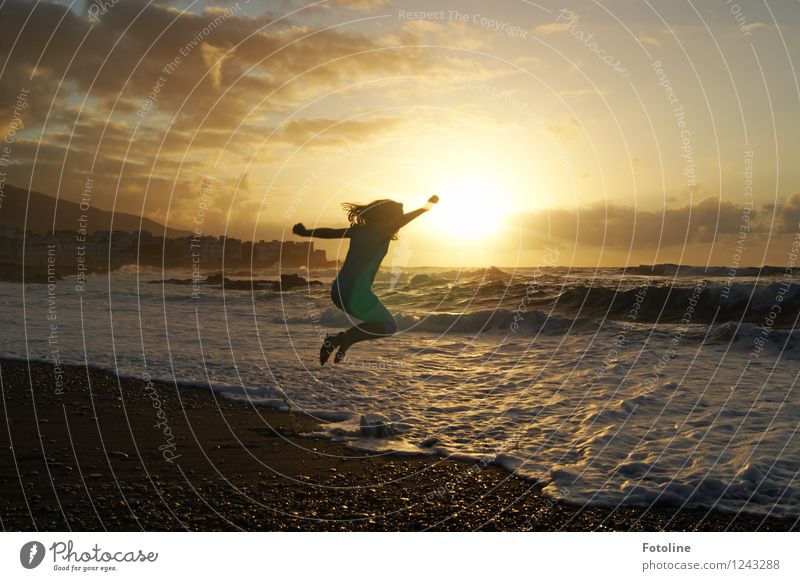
<box><xmin>331</xmin><ymin>224</ymin><xmax>397</xmax><ymax>334</ymax></box>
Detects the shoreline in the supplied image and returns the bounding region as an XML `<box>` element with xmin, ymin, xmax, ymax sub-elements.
<box><xmin>0</xmin><ymin>357</ymin><xmax>796</xmax><ymax>531</ymax></box>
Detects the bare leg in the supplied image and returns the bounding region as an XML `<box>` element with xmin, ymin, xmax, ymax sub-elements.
<box><xmin>334</xmin><ymin>322</ymin><xmax>393</xmax><ymax>362</ymax></box>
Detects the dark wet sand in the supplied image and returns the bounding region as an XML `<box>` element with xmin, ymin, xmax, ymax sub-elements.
<box><xmin>1</xmin><ymin>358</ymin><xmax>795</xmax><ymax>531</ymax></box>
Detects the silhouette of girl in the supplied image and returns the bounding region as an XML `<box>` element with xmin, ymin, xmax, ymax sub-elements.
<box><xmin>293</xmin><ymin>195</ymin><xmax>438</xmax><ymax>365</ymax></box>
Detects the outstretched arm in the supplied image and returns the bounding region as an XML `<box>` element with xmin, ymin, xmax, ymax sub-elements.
<box><xmin>292</xmin><ymin>223</ymin><xmax>348</xmax><ymax>239</ymax></box>
<box><xmin>389</xmin><ymin>195</ymin><xmax>439</xmax><ymax>231</ymax></box>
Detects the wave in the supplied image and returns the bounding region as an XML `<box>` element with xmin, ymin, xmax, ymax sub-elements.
<box><xmin>394</xmin><ymin>309</ymin><xmax>580</xmax><ymax>334</ymax></box>
<box><xmin>548</xmin><ymin>280</ymin><xmax>800</xmax><ymax>327</ymax></box>
<box><xmin>408</xmin><ymin>273</ymin><xmax>447</xmax><ymax>286</ymax></box>
<box><xmin>276</xmin><ymin>269</ymin><xmax>800</xmax><ymax>332</ymax></box>
<box><xmin>702</xmin><ymin>320</ymin><xmax>800</xmax><ymax>354</ymax></box>
<box><xmin>621</xmin><ymin>263</ymin><xmax>793</xmax><ymax>278</ymax></box>
<box><xmin>385</xmin><ymin>276</ymin><xmax>800</xmax><ymax>328</ymax></box>
<box><xmin>280</xmin><ymin>302</ymin><xmax>800</xmax><ymax>357</ymax></box>
<box><xmin>283</xmin><ymin>306</ymin><xmax>600</xmax><ymax>336</ymax></box>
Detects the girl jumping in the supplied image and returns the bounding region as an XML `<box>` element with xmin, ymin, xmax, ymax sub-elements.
<box><xmin>293</xmin><ymin>195</ymin><xmax>438</xmax><ymax>365</ymax></box>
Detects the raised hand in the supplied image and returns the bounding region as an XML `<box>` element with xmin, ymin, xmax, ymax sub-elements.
<box><xmin>292</xmin><ymin>223</ymin><xmax>308</xmax><ymax>236</ymax></box>
<box><xmin>428</xmin><ymin>194</ymin><xmax>439</xmax><ymax>204</ymax></box>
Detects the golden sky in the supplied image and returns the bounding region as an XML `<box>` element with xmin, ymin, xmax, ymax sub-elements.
<box><xmin>1</xmin><ymin>0</ymin><xmax>799</xmax><ymax>266</ymax></box>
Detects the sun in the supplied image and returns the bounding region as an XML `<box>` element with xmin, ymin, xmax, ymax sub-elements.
<box><xmin>429</xmin><ymin>168</ymin><xmax>508</xmax><ymax>241</ymax></box>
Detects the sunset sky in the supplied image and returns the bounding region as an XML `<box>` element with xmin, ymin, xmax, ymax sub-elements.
<box><xmin>1</xmin><ymin>0</ymin><xmax>799</xmax><ymax>266</ymax></box>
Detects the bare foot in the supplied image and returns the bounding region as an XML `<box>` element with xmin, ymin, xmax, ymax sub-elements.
<box><xmin>320</xmin><ymin>334</ymin><xmax>339</xmax><ymax>366</ymax></box>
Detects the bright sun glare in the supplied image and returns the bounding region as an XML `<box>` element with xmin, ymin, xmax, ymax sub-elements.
<box><xmin>430</xmin><ymin>169</ymin><xmax>508</xmax><ymax>241</ymax></box>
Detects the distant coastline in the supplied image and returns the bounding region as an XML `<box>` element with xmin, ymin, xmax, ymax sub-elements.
<box><xmin>1</xmin><ymin>254</ymin><xmax>795</xmax><ymax>285</ymax></box>
<box><xmin>0</xmin><ymin>226</ymin><xmax>334</xmax><ymax>282</ymax></box>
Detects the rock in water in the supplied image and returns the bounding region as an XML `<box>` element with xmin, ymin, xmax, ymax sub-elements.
<box><xmin>359</xmin><ymin>414</ymin><xmax>396</xmax><ymax>438</ymax></box>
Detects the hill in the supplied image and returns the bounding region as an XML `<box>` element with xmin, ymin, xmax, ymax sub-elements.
<box><xmin>0</xmin><ymin>184</ymin><xmax>191</xmax><ymax>238</ymax></box>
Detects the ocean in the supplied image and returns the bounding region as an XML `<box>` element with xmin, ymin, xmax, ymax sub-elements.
<box><xmin>3</xmin><ymin>265</ymin><xmax>799</xmax><ymax>519</ymax></box>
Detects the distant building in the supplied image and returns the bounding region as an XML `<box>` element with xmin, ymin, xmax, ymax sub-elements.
<box><xmin>252</xmin><ymin>240</ymin><xmax>281</xmax><ymax>266</ymax></box>
<box><xmin>221</xmin><ymin>236</ymin><xmax>243</xmax><ymax>262</ymax></box>
<box><xmin>0</xmin><ymin>227</ymin><xmax>329</xmax><ymax>270</ymax></box>
<box><xmin>311</xmin><ymin>248</ymin><xmax>327</xmax><ymax>267</ymax></box>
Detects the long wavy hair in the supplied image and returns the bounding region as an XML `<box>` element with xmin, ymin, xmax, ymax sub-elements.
<box><xmin>342</xmin><ymin>199</ymin><xmax>403</xmax><ymax>240</ymax></box>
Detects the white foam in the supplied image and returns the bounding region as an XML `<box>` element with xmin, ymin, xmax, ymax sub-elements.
<box><xmin>3</xmin><ymin>269</ymin><xmax>799</xmax><ymax>518</ymax></box>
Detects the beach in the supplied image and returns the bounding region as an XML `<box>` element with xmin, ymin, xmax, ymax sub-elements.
<box><xmin>1</xmin><ymin>358</ymin><xmax>795</xmax><ymax>532</ymax></box>
<box><xmin>4</xmin><ymin>266</ymin><xmax>800</xmax><ymax>519</ymax></box>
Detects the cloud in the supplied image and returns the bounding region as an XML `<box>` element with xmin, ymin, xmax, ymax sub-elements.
<box><xmin>400</xmin><ymin>20</ymin><xmax>488</xmax><ymax>50</ymax></box>
<box><xmin>200</xmin><ymin>42</ymin><xmax>233</xmax><ymax>90</ymax></box>
<box><xmin>0</xmin><ymin>0</ymin><xmax>477</xmax><ymax>134</ymax></box>
<box><xmin>764</xmin><ymin>193</ymin><xmax>800</xmax><ymax>234</ymax></box>
<box><xmin>558</xmin><ymin>88</ymin><xmax>607</xmax><ymax>100</ymax></box>
<box><xmin>545</xmin><ymin>116</ymin><xmax>582</xmax><ymax>139</ymax></box>
<box><xmin>638</xmin><ymin>35</ymin><xmax>661</xmax><ymax>47</ymax></box>
<box><xmin>534</xmin><ymin>22</ymin><xmax>569</xmax><ymax>35</ymax></box>
<box><xmin>328</xmin><ymin>0</ymin><xmax>392</xmax><ymax>11</ymax></box>
<box><xmin>515</xmin><ymin>197</ymin><xmax>767</xmax><ymax>249</ymax></box>
<box><xmin>274</xmin><ymin>116</ymin><xmax>403</xmax><ymax>147</ymax></box>
<box><xmin>0</xmin><ymin>0</ymin><xmax>489</xmax><ymax>224</ymax></box>
<box><xmin>747</xmin><ymin>22</ymin><xmax>771</xmax><ymax>32</ymax></box>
